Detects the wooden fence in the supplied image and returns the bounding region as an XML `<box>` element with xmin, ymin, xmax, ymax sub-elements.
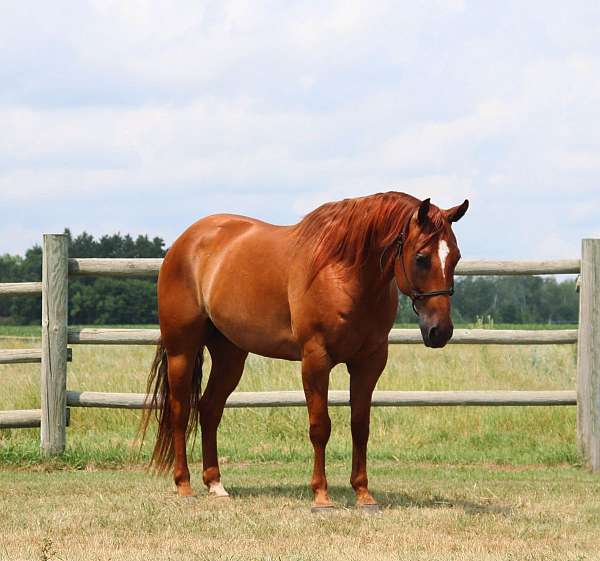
<box><xmin>0</xmin><ymin>234</ymin><xmax>599</xmax><ymax>471</ymax></box>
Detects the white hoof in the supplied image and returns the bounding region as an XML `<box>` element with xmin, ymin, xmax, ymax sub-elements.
<box><xmin>208</xmin><ymin>481</ymin><xmax>230</xmax><ymax>498</ymax></box>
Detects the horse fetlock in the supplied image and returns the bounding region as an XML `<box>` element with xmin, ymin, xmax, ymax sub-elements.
<box><xmin>350</xmin><ymin>474</ymin><xmax>369</xmax><ymax>492</ymax></box>
<box><xmin>174</xmin><ymin>468</ymin><xmax>190</xmax><ymax>487</ymax></box>
<box><xmin>202</xmin><ymin>466</ymin><xmax>221</xmax><ymax>485</ymax></box>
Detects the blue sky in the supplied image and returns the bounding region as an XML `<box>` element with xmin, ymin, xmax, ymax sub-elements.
<box><xmin>2</xmin><ymin>1</ymin><xmax>600</xmax><ymax>259</ymax></box>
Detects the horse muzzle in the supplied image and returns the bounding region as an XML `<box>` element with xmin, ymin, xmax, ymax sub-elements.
<box><xmin>420</xmin><ymin>319</ymin><xmax>453</xmax><ymax>348</ymax></box>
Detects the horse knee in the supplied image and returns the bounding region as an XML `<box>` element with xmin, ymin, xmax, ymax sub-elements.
<box><xmin>309</xmin><ymin>416</ymin><xmax>331</xmax><ymax>446</ymax></box>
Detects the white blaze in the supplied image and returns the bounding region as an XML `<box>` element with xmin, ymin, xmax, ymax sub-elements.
<box><xmin>438</xmin><ymin>239</ymin><xmax>450</xmax><ymax>279</ymax></box>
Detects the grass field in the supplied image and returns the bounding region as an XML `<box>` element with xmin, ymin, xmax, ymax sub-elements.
<box><xmin>0</xmin><ymin>327</ymin><xmax>596</xmax><ymax>560</ymax></box>
<box><xmin>1</xmin><ymin>463</ymin><xmax>598</xmax><ymax>561</ymax></box>
<box><xmin>0</xmin><ymin>328</ymin><xmax>579</xmax><ymax>467</ymax></box>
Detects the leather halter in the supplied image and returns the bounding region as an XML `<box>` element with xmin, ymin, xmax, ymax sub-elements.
<box><xmin>379</xmin><ymin>221</ymin><xmax>455</xmax><ymax>315</ymax></box>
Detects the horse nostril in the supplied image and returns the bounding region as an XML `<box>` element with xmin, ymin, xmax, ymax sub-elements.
<box><xmin>428</xmin><ymin>325</ymin><xmax>438</xmax><ymax>343</ymax></box>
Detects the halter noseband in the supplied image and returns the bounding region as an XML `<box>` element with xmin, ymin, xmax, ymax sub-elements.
<box><xmin>379</xmin><ymin>222</ymin><xmax>455</xmax><ymax>315</ymax></box>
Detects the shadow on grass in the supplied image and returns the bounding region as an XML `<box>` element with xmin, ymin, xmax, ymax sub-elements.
<box><xmin>229</xmin><ymin>483</ymin><xmax>513</xmax><ymax>514</ymax></box>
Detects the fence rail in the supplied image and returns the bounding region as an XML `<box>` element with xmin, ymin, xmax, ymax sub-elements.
<box><xmin>64</xmin><ymin>327</ymin><xmax>578</xmax><ymax>346</ymax></box>
<box><xmin>387</xmin><ymin>328</ymin><xmax>577</xmax><ymax>345</ymax></box>
<box><xmin>0</xmin><ymin>236</ymin><xmax>598</xmax><ymax>472</ymax></box>
<box><xmin>69</xmin><ymin>258</ymin><xmax>163</xmax><ymax>277</ymax></box>
<box><xmin>0</xmin><ymin>348</ymin><xmax>72</xmax><ymax>365</ymax></box>
<box><xmin>64</xmin><ymin>389</ymin><xmax>577</xmax><ymax>410</ymax></box>
<box><xmin>0</xmin><ymin>408</ymin><xmax>70</xmax><ymax>429</ymax></box>
<box><xmin>0</xmin><ymin>282</ymin><xmax>42</xmax><ymax>295</ymax></box>
<box><xmin>456</xmin><ymin>259</ymin><xmax>581</xmax><ymax>275</ymax></box>
<box><xmin>67</xmin><ymin>257</ymin><xmax>581</xmax><ymax>277</ymax></box>
<box><xmin>0</xmin><ymin>409</ymin><xmax>43</xmax><ymax>428</ymax></box>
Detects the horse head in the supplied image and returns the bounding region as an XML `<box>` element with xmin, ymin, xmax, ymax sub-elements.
<box><xmin>394</xmin><ymin>198</ymin><xmax>469</xmax><ymax>348</ymax></box>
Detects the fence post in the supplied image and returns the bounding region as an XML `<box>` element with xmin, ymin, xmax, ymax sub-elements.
<box><xmin>577</xmin><ymin>238</ymin><xmax>600</xmax><ymax>471</ymax></box>
<box><xmin>40</xmin><ymin>234</ymin><xmax>69</xmax><ymax>455</ymax></box>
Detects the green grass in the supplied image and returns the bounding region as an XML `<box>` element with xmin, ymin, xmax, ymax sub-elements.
<box><xmin>0</xmin><ymin>324</ymin><xmax>42</xmax><ymax>338</ymax></box>
<box><xmin>0</xmin><ymin>333</ymin><xmax>579</xmax><ymax>469</ymax></box>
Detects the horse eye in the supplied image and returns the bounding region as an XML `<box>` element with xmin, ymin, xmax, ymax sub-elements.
<box><xmin>415</xmin><ymin>253</ymin><xmax>430</xmax><ymax>268</ymax></box>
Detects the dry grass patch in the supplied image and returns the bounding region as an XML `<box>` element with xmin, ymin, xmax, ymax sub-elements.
<box><xmin>0</xmin><ymin>461</ymin><xmax>598</xmax><ymax>561</ymax></box>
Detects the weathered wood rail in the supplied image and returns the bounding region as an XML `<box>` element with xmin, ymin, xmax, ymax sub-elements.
<box><xmin>66</xmin><ymin>258</ymin><xmax>581</xmax><ymax>278</ymax></box>
<box><xmin>64</xmin><ymin>389</ymin><xmax>577</xmax><ymax>409</ymax></box>
<box><xmin>0</xmin><ymin>348</ymin><xmax>72</xmax><ymax>364</ymax></box>
<box><xmin>0</xmin><ymin>282</ymin><xmax>42</xmax><ymax>295</ymax></box>
<box><xmin>64</xmin><ymin>327</ymin><xmax>578</xmax><ymax>346</ymax></box>
<box><xmin>1</xmin><ymin>235</ymin><xmax>599</xmax><ymax>472</ymax></box>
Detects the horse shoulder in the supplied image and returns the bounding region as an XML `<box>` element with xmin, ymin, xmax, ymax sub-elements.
<box><xmin>289</xmin><ymin>265</ymin><xmax>396</xmax><ymax>361</ymax></box>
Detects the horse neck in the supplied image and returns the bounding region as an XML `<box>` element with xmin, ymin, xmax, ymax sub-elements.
<box><xmin>348</xmin><ymin>252</ymin><xmax>397</xmax><ymax>300</ymax></box>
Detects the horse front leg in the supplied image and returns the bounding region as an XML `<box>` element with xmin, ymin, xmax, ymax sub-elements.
<box><xmin>347</xmin><ymin>343</ymin><xmax>388</xmax><ymax>510</ymax></box>
<box><xmin>301</xmin><ymin>341</ymin><xmax>334</xmax><ymax>511</ymax></box>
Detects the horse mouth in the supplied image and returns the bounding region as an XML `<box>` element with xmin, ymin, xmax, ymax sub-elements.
<box><xmin>423</xmin><ymin>337</ymin><xmax>449</xmax><ymax>349</ymax></box>
<box><xmin>420</xmin><ymin>323</ymin><xmax>453</xmax><ymax>348</ymax></box>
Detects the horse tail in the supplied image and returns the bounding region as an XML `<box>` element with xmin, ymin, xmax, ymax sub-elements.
<box><xmin>138</xmin><ymin>340</ymin><xmax>204</xmax><ymax>472</ymax></box>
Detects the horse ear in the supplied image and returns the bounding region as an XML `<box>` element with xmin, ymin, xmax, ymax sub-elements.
<box><xmin>445</xmin><ymin>199</ymin><xmax>469</xmax><ymax>223</ymax></box>
<box><xmin>417</xmin><ymin>198</ymin><xmax>431</xmax><ymax>225</ymax></box>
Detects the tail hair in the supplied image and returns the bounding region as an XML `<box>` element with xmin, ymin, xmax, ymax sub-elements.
<box><xmin>138</xmin><ymin>340</ymin><xmax>204</xmax><ymax>472</ymax></box>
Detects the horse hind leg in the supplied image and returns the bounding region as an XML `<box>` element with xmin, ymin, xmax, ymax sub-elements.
<box><xmin>165</xmin><ymin>346</ymin><xmax>204</xmax><ymax>497</ymax></box>
<box><xmin>200</xmin><ymin>331</ymin><xmax>248</xmax><ymax>498</ymax></box>
<box><xmin>154</xmin><ymin>315</ymin><xmax>212</xmax><ymax>497</ymax></box>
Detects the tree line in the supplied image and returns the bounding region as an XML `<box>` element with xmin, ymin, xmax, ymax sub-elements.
<box><xmin>395</xmin><ymin>275</ymin><xmax>578</xmax><ymax>324</ymax></box>
<box><xmin>0</xmin><ymin>230</ymin><xmax>578</xmax><ymax>325</ymax></box>
<box><xmin>0</xmin><ymin>230</ymin><xmax>166</xmax><ymax>325</ymax></box>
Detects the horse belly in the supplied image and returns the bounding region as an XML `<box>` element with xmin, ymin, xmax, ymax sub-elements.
<box><xmin>211</xmin><ymin>313</ymin><xmax>301</xmax><ymax>361</ymax></box>
<box><xmin>203</xmin><ymin>263</ymin><xmax>301</xmax><ymax>360</ymax></box>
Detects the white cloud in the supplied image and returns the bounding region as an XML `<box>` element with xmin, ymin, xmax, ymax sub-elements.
<box><xmin>1</xmin><ymin>1</ymin><xmax>600</xmax><ymax>258</ymax></box>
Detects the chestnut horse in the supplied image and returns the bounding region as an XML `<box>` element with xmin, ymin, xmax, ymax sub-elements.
<box><xmin>141</xmin><ymin>191</ymin><xmax>468</xmax><ymax>511</ymax></box>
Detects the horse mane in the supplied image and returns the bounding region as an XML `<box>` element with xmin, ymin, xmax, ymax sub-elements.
<box><xmin>293</xmin><ymin>191</ymin><xmax>447</xmax><ymax>278</ymax></box>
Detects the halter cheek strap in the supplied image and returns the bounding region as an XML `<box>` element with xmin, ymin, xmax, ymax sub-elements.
<box><xmin>379</xmin><ymin>224</ymin><xmax>454</xmax><ymax>315</ymax></box>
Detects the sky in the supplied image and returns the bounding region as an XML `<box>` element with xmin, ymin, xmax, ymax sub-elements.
<box><xmin>1</xmin><ymin>0</ymin><xmax>600</xmax><ymax>259</ymax></box>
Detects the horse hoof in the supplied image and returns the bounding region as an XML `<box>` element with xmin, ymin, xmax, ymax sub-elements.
<box><xmin>176</xmin><ymin>486</ymin><xmax>197</xmax><ymax>499</ymax></box>
<box><xmin>208</xmin><ymin>481</ymin><xmax>230</xmax><ymax>498</ymax></box>
<box><xmin>357</xmin><ymin>502</ymin><xmax>381</xmax><ymax>514</ymax></box>
<box><xmin>311</xmin><ymin>504</ymin><xmax>335</xmax><ymax>514</ymax></box>
<box><xmin>209</xmin><ymin>493</ymin><xmax>231</xmax><ymax>500</ymax></box>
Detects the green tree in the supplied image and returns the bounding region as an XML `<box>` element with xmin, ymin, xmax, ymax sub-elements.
<box><xmin>0</xmin><ymin>230</ymin><xmax>166</xmax><ymax>325</ymax></box>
